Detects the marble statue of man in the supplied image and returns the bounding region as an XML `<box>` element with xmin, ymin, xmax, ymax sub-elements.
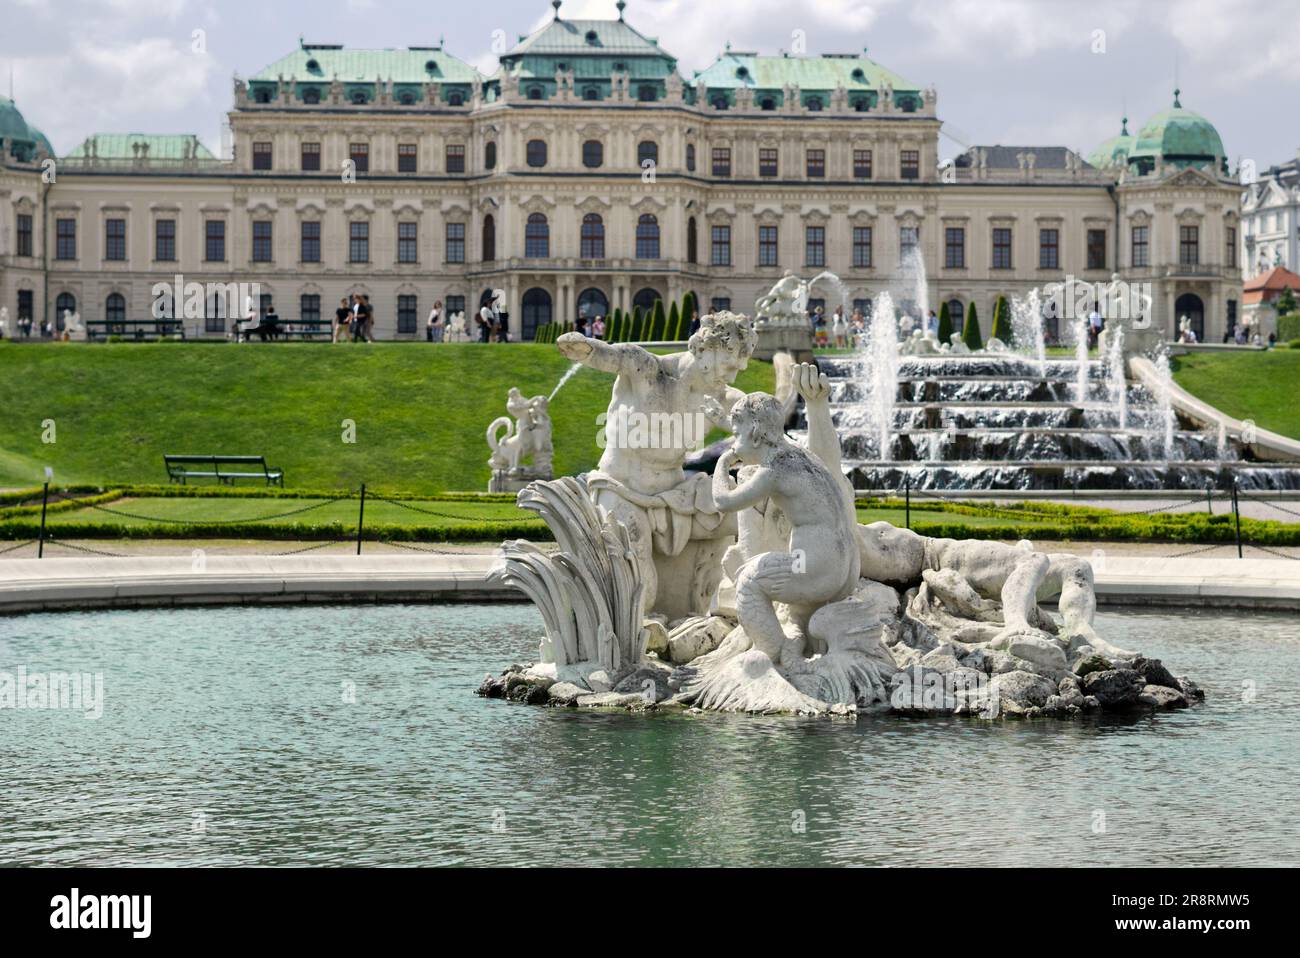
<box><xmin>556</xmin><ymin>312</ymin><xmax>756</xmax><ymax>616</ymax></box>
<box><xmin>755</xmin><ymin>271</ymin><xmax>807</xmax><ymax>329</ymax></box>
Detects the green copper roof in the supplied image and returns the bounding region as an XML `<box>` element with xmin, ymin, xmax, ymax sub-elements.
<box><xmin>0</xmin><ymin>97</ymin><xmax>34</xmax><ymax>143</ymax></box>
<box><xmin>251</xmin><ymin>46</ymin><xmax>479</xmax><ymax>84</ymax></box>
<box><xmin>507</xmin><ymin>14</ymin><xmax>670</xmax><ymax>58</ymax></box>
<box><xmin>693</xmin><ymin>51</ymin><xmax>919</xmax><ymax>92</ymax></box>
<box><xmin>27</xmin><ymin>124</ymin><xmax>54</xmax><ymax>156</ymax></box>
<box><xmin>66</xmin><ymin>133</ymin><xmax>216</xmax><ymax>160</ymax></box>
<box><xmin>1087</xmin><ymin>117</ymin><xmax>1134</xmax><ymax>169</ymax></box>
<box><xmin>1127</xmin><ymin>92</ymin><xmax>1225</xmax><ymax>168</ymax></box>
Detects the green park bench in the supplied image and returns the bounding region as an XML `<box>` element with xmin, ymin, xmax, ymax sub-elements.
<box><xmin>164</xmin><ymin>454</ymin><xmax>285</xmax><ymax>486</ymax></box>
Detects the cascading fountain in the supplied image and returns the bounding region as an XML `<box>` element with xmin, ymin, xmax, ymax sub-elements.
<box><xmin>1103</xmin><ymin>324</ymin><xmax>1128</xmax><ymax>431</ymax></box>
<box><xmin>1010</xmin><ymin>289</ymin><xmax>1047</xmax><ymax>376</ymax></box>
<box><xmin>1072</xmin><ymin>315</ymin><xmax>1090</xmax><ymax>407</ymax></box>
<box><xmin>1151</xmin><ymin>350</ymin><xmax>1178</xmax><ymax>465</ymax></box>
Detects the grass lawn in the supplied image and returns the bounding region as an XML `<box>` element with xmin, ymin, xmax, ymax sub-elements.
<box><xmin>0</xmin><ymin>341</ymin><xmax>774</xmax><ymax>493</ymax></box>
<box><xmin>1172</xmin><ymin>350</ymin><xmax>1300</xmax><ymax>441</ymax></box>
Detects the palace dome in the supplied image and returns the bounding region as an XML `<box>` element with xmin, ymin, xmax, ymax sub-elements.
<box><xmin>1126</xmin><ymin>90</ymin><xmax>1226</xmax><ymax>173</ymax></box>
<box><xmin>1087</xmin><ymin>116</ymin><xmax>1134</xmax><ymax>169</ymax></box>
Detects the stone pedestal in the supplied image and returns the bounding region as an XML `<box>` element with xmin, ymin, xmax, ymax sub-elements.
<box><xmin>489</xmin><ymin>469</ymin><xmax>551</xmax><ymax>494</ymax></box>
<box><xmin>753</xmin><ymin>325</ymin><xmax>815</xmax><ymax>363</ymax></box>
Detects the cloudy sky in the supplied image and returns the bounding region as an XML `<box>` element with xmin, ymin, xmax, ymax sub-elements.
<box><xmin>2</xmin><ymin>0</ymin><xmax>1296</xmax><ymax>169</ymax></box>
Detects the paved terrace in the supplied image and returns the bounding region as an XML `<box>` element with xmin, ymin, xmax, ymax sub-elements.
<box><xmin>2</xmin><ymin>553</ymin><xmax>1299</xmax><ymax>615</ymax></box>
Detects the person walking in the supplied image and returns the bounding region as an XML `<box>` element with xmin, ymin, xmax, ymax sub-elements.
<box><xmin>592</xmin><ymin>315</ymin><xmax>605</xmax><ymax>340</ymax></box>
<box><xmin>333</xmin><ymin>297</ymin><xmax>350</xmax><ymax>343</ymax></box>
<box><xmin>427</xmin><ymin>301</ymin><xmax>443</xmax><ymax>343</ymax></box>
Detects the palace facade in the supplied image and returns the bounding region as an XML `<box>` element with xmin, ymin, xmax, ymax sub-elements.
<box><xmin>0</xmin><ymin>1</ymin><xmax>1244</xmax><ymax>342</ymax></box>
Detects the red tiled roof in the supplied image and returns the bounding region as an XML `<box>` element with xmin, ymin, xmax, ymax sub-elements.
<box><xmin>1243</xmin><ymin>266</ymin><xmax>1300</xmax><ymax>305</ymax></box>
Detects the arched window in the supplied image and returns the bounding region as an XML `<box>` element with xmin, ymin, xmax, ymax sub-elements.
<box><xmin>399</xmin><ymin>90</ymin><xmax>415</xmax><ymax>105</ymax></box>
<box><xmin>527</xmin><ymin>86</ymin><xmax>544</xmax><ymax>100</ymax></box>
<box><xmin>526</xmin><ymin>139</ymin><xmax>547</xmax><ymax>168</ymax></box>
<box><xmin>525</xmin><ymin>213</ymin><xmax>549</xmax><ymax>258</ymax></box>
<box><xmin>580</xmin><ymin>213</ymin><xmax>605</xmax><ymax>259</ymax></box>
<box><xmin>577</xmin><ymin>288</ymin><xmax>609</xmax><ymax>324</ymax></box>
<box><xmin>686</xmin><ymin>143</ymin><xmax>696</xmax><ymax>172</ymax></box>
<box><xmin>106</xmin><ymin>292</ymin><xmax>126</xmax><ymax>331</ymax></box>
<box><xmin>636</xmin><ymin>214</ymin><xmax>660</xmax><ymax>259</ymax></box>
<box><xmin>632</xmin><ymin>288</ymin><xmax>662</xmax><ymax>315</ymax></box>
<box><xmin>485</xmin><ymin>141</ymin><xmax>497</xmax><ymax>170</ymax></box>
<box><xmin>687</xmin><ymin>217</ymin><xmax>698</xmax><ymax>264</ymax></box>
<box><xmin>448</xmin><ymin>91</ymin><xmax>464</xmax><ymax>106</ymax></box>
<box><xmin>637</xmin><ymin>85</ymin><xmax>656</xmax><ymax>102</ymax></box>
<box><xmin>521</xmin><ymin>288</ymin><xmax>552</xmax><ymax>341</ymax></box>
<box><xmin>482</xmin><ymin>214</ymin><xmax>496</xmax><ymax>262</ymax></box>
<box><xmin>55</xmin><ymin>293</ymin><xmax>76</xmax><ymax>330</ymax></box>
<box><xmin>806</xmin><ymin>96</ymin><xmax>823</xmax><ymax>112</ymax></box>
<box><xmin>582</xmin><ymin>140</ymin><xmax>604</xmax><ymax>168</ymax></box>
<box><xmin>583</xmin><ymin>87</ymin><xmax>600</xmax><ymax>101</ymax></box>
<box><xmin>1175</xmin><ymin>293</ymin><xmax>1206</xmax><ymax>342</ymax></box>
<box><xmin>351</xmin><ymin>90</ymin><xmax>368</xmax><ymax>104</ymax></box>
<box><xmin>302</xmin><ymin>87</ymin><xmax>321</xmax><ymax>104</ymax></box>
<box><xmin>637</xmin><ymin>140</ymin><xmax>659</xmax><ymax>168</ymax></box>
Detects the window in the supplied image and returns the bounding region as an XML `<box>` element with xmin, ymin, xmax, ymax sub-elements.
<box><xmin>637</xmin><ymin>85</ymin><xmax>656</xmax><ymax>102</ymax></box>
<box><xmin>446</xmin><ymin>295</ymin><xmax>465</xmax><ymax>317</ymax></box>
<box><xmin>252</xmin><ymin>220</ymin><xmax>273</xmax><ymax>263</ymax></box>
<box><xmin>760</xmin><ymin>97</ymin><xmax>776</xmax><ymax>111</ymax></box>
<box><xmin>806</xmin><ymin>149</ymin><xmax>825</xmax><ymax>178</ymax></box>
<box><xmin>398</xmin><ymin>144</ymin><xmax>417</xmax><ymax>173</ymax></box>
<box><xmin>712</xmin><ymin>147</ymin><xmax>731</xmax><ymax>177</ymax></box>
<box><xmin>711</xmin><ymin>297</ymin><xmax>731</xmax><ymax>312</ymax></box>
<box><xmin>55</xmin><ymin>293</ymin><xmax>76</xmax><ymax>329</ymax></box>
<box><xmin>638</xmin><ymin>140</ymin><xmax>658</xmax><ymax>169</ymax></box>
<box><xmin>303</xmin><ymin>87</ymin><xmax>321</xmax><ymax>104</ymax></box>
<box><xmin>349</xmin><ymin>143</ymin><xmax>368</xmax><ymax>173</ymax></box>
<box><xmin>583</xmin><ymin>140</ymin><xmax>603</xmax><ymax>168</ymax></box>
<box><xmin>351</xmin><ymin>90</ymin><xmax>368</xmax><ymax>105</ymax></box>
<box><xmin>149</xmin><ymin>218</ymin><xmax>175</xmax><ymax>262</ymax></box>
<box><xmin>636</xmin><ymin>214</ymin><xmax>660</xmax><ymax>259</ymax></box>
<box><xmin>1039</xmin><ymin>228</ymin><xmax>1059</xmax><ymax>269</ymax></box>
<box><xmin>527</xmin><ymin>87</ymin><xmax>543</xmax><ymax>100</ymax></box>
<box><xmin>758</xmin><ymin>225</ymin><xmax>779</xmax><ymax>267</ymax></box>
<box><xmin>900</xmin><ymin>226</ymin><xmax>919</xmax><ymax>259</ymax></box>
<box><xmin>1087</xmin><ymin>229</ymin><xmax>1106</xmax><ymax>270</ymax></box>
<box><xmin>853</xmin><ymin>149</ymin><xmax>873</xmax><ymax>179</ymax></box>
<box><xmin>105</xmin><ymin>218</ymin><xmax>126</xmax><ymax>261</ymax></box>
<box><xmin>397</xmin><ymin>295</ymin><xmax>418</xmax><ymax>334</ymax></box>
<box><xmin>56</xmin><ymin>218</ymin><xmax>76</xmax><ymax>260</ymax></box>
<box><xmin>992</xmin><ymin>227</ymin><xmax>1012</xmax><ymax>269</ymax></box>
<box><xmin>399</xmin><ymin>90</ymin><xmax>416</xmax><ymax>105</ymax></box>
<box><xmin>252</xmin><ymin>141</ymin><xmax>272</xmax><ymax>170</ymax></box>
<box><xmin>1179</xmin><ymin>225</ymin><xmax>1199</xmax><ymax>266</ymax></box>
<box><xmin>205</xmin><ymin>220</ymin><xmax>225</xmax><ymax>262</ymax></box>
<box><xmin>349</xmin><ymin>221</ymin><xmax>369</xmax><ymax>263</ymax></box>
<box><xmin>448</xmin><ymin>91</ymin><xmax>464</xmax><ymax>106</ymax></box>
<box><xmin>446</xmin><ymin>144</ymin><xmax>465</xmax><ymax>173</ymax></box>
<box><xmin>525</xmin><ymin>213</ymin><xmax>549</xmax><ymax>258</ymax></box>
<box><xmin>852</xmin><ymin>227</ymin><xmax>872</xmax><ymax>268</ymax></box>
<box><xmin>687</xmin><ymin>217</ymin><xmax>698</xmax><ymax>264</ymax></box>
<box><xmin>17</xmin><ymin>290</ymin><xmax>33</xmax><ymax>323</ymax></box>
<box><xmin>711</xmin><ymin>95</ymin><xmax>729</xmax><ymax>110</ymax></box>
<box><xmin>686</xmin><ymin>143</ymin><xmax>696</xmax><ymax>172</ymax></box>
<box><xmin>1227</xmin><ymin>227</ymin><xmax>1237</xmax><ymax>268</ymax></box>
<box><xmin>398</xmin><ymin>222</ymin><xmax>418</xmax><ymax>263</ymax></box>
<box><xmin>299</xmin><ymin>294</ymin><xmax>320</xmax><ymax>325</ymax></box>
<box><xmin>806</xmin><ymin>96</ymin><xmax>823</xmax><ymax>112</ymax></box>
<box><xmin>482</xmin><ymin>214</ymin><xmax>495</xmax><ymax>262</ymax></box>
<box><xmin>301</xmin><ymin>142</ymin><xmax>320</xmax><ymax>171</ymax></box>
<box><xmin>711</xmin><ymin>224</ymin><xmax>731</xmax><ymax>266</ymax></box>
<box><xmin>1132</xmin><ymin>225</ymin><xmax>1149</xmax><ymax>267</ymax></box>
<box><xmin>106</xmin><ymin>292</ymin><xmax>126</xmax><ymax>326</ymax></box>
<box><xmin>16</xmin><ymin>214</ymin><xmax>32</xmax><ymax>257</ymax></box>
<box><xmin>944</xmin><ymin>227</ymin><xmax>965</xmax><ymax>269</ymax></box>
<box><xmin>583</xmin><ymin>87</ymin><xmax>600</xmax><ymax>101</ymax></box>
<box><xmin>759</xmin><ymin>148</ymin><xmax>778</xmax><ymax>178</ymax></box>
<box><xmin>526</xmin><ymin>139</ymin><xmax>548</xmax><ymax>168</ymax></box>
<box><xmin>446</xmin><ymin>223</ymin><xmax>465</xmax><ymax>263</ymax></box>
<box><xmin>204</xmin><ymin>291</ymin><xmax>225</xmax><ymax>333</ymax></box>
<box><xmin>485</xmin><ymin>142</ymin><xmax>497</xmax><ymax>170</ymax></box>
<box><xmin>900</xmin><ymin>149</ymin><xmax>920</xmax><ymax>180</ymax></box>
<box><xmin>581</xmin><ymin>213</ymin><xmax>605</xmax><ymax>259</ymax></box>
<box><xmin>805</xmin><ymin>226</ymin><xmax>826</xmax><ymax>267</ymax></box>
<box><xmin>301</xmin><ymin>221</ymin><xmax>321</xmax><ymax>263</ymax></box>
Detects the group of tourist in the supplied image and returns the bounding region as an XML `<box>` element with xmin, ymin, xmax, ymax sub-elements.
<box><xmin>332</xmin><ymin>294</ymin><xmax>374</xmax><ymax>343</ymax></box>
<box><xmin>811</xmin><ymin>305</ymin><xmax>868</xmax><ymax>349</ymax></box>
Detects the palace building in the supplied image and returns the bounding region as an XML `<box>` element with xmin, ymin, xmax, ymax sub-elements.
<box><xmin>0</xmin><ymin>0</ymin><xmax>1244</xmax><ymax>343</ymax></box>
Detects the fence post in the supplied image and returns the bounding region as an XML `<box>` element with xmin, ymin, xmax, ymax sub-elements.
<box><xmin>904</xmin><ymin>474</ymin><xmax>911</xmax><ymax>530</ymax></box>
<box><xmin>1205</xmin><ymin>482</ymin><xmax>1213</xmax><ymax>515</ymax></box>
<box><xmin>1232</xmin><ymin>480</ymin><xmax>1242</xmax><ymax>559</ymax></box>
<box><xmin>356</xmin><ymin>483</ymin><xmax>367</xmax><ymax>556</ymax></box>
<box><xmin>38</xmin><ymin>481</ymin><xmax>49</xmax><ymax>559</ymax></box>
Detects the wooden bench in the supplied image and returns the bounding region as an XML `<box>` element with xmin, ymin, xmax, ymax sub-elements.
<box><xmin>164</xmin><ymin>455</ymin><xmax>284</xmax><ymax>486</ymax></box>
<box><xmin>87</xmin><ymin>319</ymin><xmax>186</xmax><ymax>341</ymax></box>
<box><xmin>237</xmin><ymin>318</ymin><xmax>331</xmax><ymax>342</ymax></box>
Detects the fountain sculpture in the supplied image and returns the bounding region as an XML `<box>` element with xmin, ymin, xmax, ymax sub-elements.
<box><xmin>486</xmin><ymin>388</ymin><xmax>553</xmax><ymax>493</ymax></box>
<box><xmin>483</xmin><ymin>312</ymin><xmax>1202</xmax><ymax>717</ymax></box>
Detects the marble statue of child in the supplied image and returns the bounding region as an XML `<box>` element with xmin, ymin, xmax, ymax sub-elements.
<box><xmin>711</xmin><ymin>392</ymin><xmax>861</xmax><ymax>667</ymax></box>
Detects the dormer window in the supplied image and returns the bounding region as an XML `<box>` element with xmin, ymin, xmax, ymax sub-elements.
<box><xmin>638</xmin><ymin>85</ymin><xmax>656</xmax><ymax>102</ymax></box>
<box><xmin>306</xmin><ymin>58</ymin><xmax>321</xmax><ymax>73</ymax></box>
<box><xmin>852</xmin><ymin>96</ymin><xmax>868</xmax><ymax>112</ymax></box>
<box><xmin>448</xmin><ymin>91</ymin><xmax>464</xmax><ymax>106</ymax></box>
<box><xmin>585</xmin><ymin>30</ymin><xmax>598</xmax><ymax>44</ymax></box>
<box><xmin>760</xmin><ymin>96</ymin><xmax>775</xmax><ymax>111</ymax></box>
<box><xmin>351</xmin><ymin>90</ymin><xmax>368</xmax><ymax>104</ymax></box>
<box><xmin>583</xmin><ymin>87</ymin><xmax>600</xmax><ymax>100</ymax></box>
<box><xmin>806</xmin><ymin>96</ymin><xmax>823</xmax><ymax>111</ymax></box>
<box><xmin>528</xmin><ymin>86</ymin><xmax>543</xmax><ymax>100</ymax></box>
<box><xmin>425</xmin><ymin>59</ymin><xmax>439</xmax><ymax>74</ymax></box>
<box><xmin>302</xmin><ymin>86</ymin><xmax>321</xmax><ymax>104</ymax></box>
<box><xmin>399</xmin><ymin>91</ymin><xmax>415</xmax><ymax>105</ymax></box>
<box><xmin>614</xmin><ymin>62</ymin><xmax>625</xmax><ymax>71</ymax></box>
<box><xmin>851</xmin><ymin>68</ymin><xmax>865</xmax><ymax>81</ymax></box>
<box><xmin>736</xmin><ymin>66</ymin><xmax>749</xmax><ymax>79</ymax></box>
<box><xmin>712</xmin><ymin>95</ymin><xmax>728</xmax><ymax>110</ymax></box>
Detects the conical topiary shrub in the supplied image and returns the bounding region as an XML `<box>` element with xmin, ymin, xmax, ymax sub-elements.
<box><xmin>991</xmin><ymin>295</ymin><xmax>1012</xmax><ymax>344</ymax></box>
<box><xmin>681</xmin><ymin>292</ymin><xmax>697</xmax><ymax>338</ymax></box>
<box><xmin>962</xmin><ymin>301</ymin><xmax>983</xmax><ymax>351</ymax></box>
<box><xmin>667</xmin><ymin>301</ymin><xmax>681</xmax><ymax>342</ymax></box>
<box><xmin>650</xmin><ymin>299</ymin><xmax>667</xmax><ymax>340</ymax></box>
<box><xmin>937</xmin><ymin>301</ymin><xmax>953</xmax><ymax>343</ymax></box>
<box><xmin>631</xmin><ymin>305</ymin><xmax>644</xmax><ymax>341</ymax></box>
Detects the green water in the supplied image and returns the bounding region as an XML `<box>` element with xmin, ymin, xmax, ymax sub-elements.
<box><xmin>1</xmin><ymin>602</ymin><xmax>1297</xmax><ymax>866</ymax></box>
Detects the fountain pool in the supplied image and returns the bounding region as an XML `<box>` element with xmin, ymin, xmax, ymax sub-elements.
<box><xmin>3</xmin><ymin>602</ymin><xmax>1297</xmax><ymax>866</ymax></box>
